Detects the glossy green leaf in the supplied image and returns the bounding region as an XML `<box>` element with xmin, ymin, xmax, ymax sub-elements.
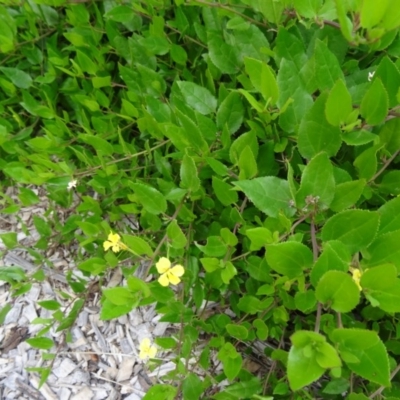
<box><xmin>178</xmin><ymin>81</ymin><xmax>217</xmax><ymax>115</ymax></box>
<box><xmin>360</xmin><ymin>78</ymin><xmax>388</xmax><ymax>125</ymax></box>
<box><xmin>374</xmin><ymin>56</ymin><xmax>400</xmax><ymax>107</ymax></box>
<box><xmin>330</xmin><ymin>179</ymin><xmax>366</xmax><ymax>212</ymax></box>
<box><xmin>277</xmin><ymin>59</ymin><xmax>313</xmax><ymax>133</ymax></box>
<box><xmin>298</xmin><ymin>93</ymin><xmax>342</xmax><ymax>159</ymax></box>
<box><xmin>234</xmin><ymin>177</ymin><xmax>295</xmax><ymax>218</ymax></box>
<box><xmin>180</xmin><ymin>154</ymin><xmax>200</xmax><ymax>192</ymax></box>
<box><xmin>131</xmin><ymin>183</ymin><xmax>167</xmax><ymax>215</ymax></box>
<box><xmin>216</xmin><ymin>91</ymin><xmax>244</xmax><ymax>134</ymax></box>
<box><xmin>314</xmin><ymin>39</ymin><xmax>344</xmax><ymax>91</ymax></box>
<box><xmin>325</xmin><ymin>79</ymin><xmax>352</xmax><ymax>126</ymax></box>
<box><xmin>361</xmin><ymin>264</ymin><xmax>400</xmax><ymax>312</ymax></box>
<box><xmin>315</xmin><ymin>270</ymin><xmax>360</xmax><ymax>312</ymax></box>
<box><xmin>238</xmin><ymin>145</ymin><xmax>257</xmax><ymax>180</ymax></box>
<box><xmin>296</xmin><ymin>152</ymin><xmax>335</xmax><ymax>209</ymax></box>
<box><xmin>360</xmin><ymin>0</ymin><xmax>389</xmax><ymax>29</ymax></box>
<box><xmin>167</xmin><ymin>220</ymin><xmax>187</xmax><ymax>249</ymax></box>
<box><xmin>321</xmin><ymin>210</ymin><xmax>380</xmax><ymax>253</ymax></box>
<box><xmin>226</xmin><ymin>324</ymin><xmax>249</xmax><ymax>340</ymax></box>
<box><xmin>378</xmin><ymin>196</ymin><xmax>400</xmax><ymax>235</ymax></box>
<box><xmin>366</xmin><ymin>230</ymin><xmax>400</xmax><ymax>271</ymax></box>
<box><xmin>122</xmin><ymin>235</ymin><xmax>153</xmax><ymax>256</ymax></box>
<box><xmin>26</xmin><ymin>337</ymin><xmax>54</xmax><ymax>350</ymax></box>
<box><xmin>266</xmin><ymin>242</ymin><xmax>313</xmax><ymax>279</ymax></box>
<box><xmin>332</xmin><ymin>328</ymin><xmax>390</xmax><ymax>387</ymax></box>
<box><xmin>212</xmin><ymin>177</ymin><xmax>238</xmax><ymax>206</ymax></box>
<box><xmin>196</xmin><ymin>236</ymin><xmax>227</xmax><ymax>257</ymax></box>
<box><xmin>244</xmin><ymin>57</ymin><xmax>279</xmax><ymax>105</ymax></box>
<box><xmin>208</xmin><ymin>32</ymin><xmax>239</xmax><ymax>75</ymax></box>
<box><xmin>0</xmin><ymin>67</ymin><xmax>32</xmax><ymax>88</ymax></box>
<box><xmin>245</xmin><ymin>227</ymin><xmax>274</xmax><ymax>251</ymax></box>
<box><xmin>182</xmin><ymin>373</ymin><xmax>203</xmax><ymax>400</ymax></box>
<box><xmin>143</xmin><ymin>384</ymin><xmax>177</xmax><ymax>400</ymax></box>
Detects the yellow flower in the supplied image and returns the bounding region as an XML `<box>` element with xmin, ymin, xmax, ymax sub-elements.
<box><xmin>352</xmin><ymin>268</ymin><xmax>362</xmax><ymax>291</ymax></box>
<box><xmin>139</xmin><ymin>338</ymin><xmax>157</xmax><ymax>360</ymax></box>
<box><xmin>103</xmin><ymin>232</ymin><xmax>127</xmax><ymax>253</ymax></box>
<box><xmin>156</xmin><ymin>257</ymin><xmax>184</xmax><ymax>287</ymax></box>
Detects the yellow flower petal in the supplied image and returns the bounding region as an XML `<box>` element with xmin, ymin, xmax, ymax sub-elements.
<box><xmin>156</xmin><ymin>257</ymin><xmax>171</xmax><ymax>274</ymax></box>
<box><xmin>167</xmin><ymin>271</ymin><xmax>181</xmax><ymax>285</ymax></box>
<box><xmin>158</xmin><ymin>273</ymin><xmax>170</xmax><ymax>287</ymax></box>
<box><xmin>103</xmin><ymin>241</ymin><xmax>112</xmax><ymax>251</ymax></box>
<box><xmin>139</xmin><ymin>338</ymin><xmax>157</xmax><ymax>359</ymax></box>
<box><xmin>108</xmin><ymin>232</ymin><xmax>121</xmax><ymax>243</ymax></box>
<box><xmin>148</xmin><ymin>346</ymin><xmax>157</xmax><ymax>358</ymax></box>
<box><xmin>140</xmin><ymin>338</ymin><xmax>151</xmax><ymax>352</ymax></box>
<box><xmin>171</xmin><ymin>265</ymin><xmax>184</xmax><ymax>277</ymax></box>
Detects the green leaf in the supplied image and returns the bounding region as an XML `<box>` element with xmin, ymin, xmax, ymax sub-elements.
<box><xmin>321</xmin><ymin>210</ymin><xmax>380</xmax><ymax>253</ymax></box>
<box><xmin>342</xmin><ymin>130</ymin><xmax>377</xmax><ymax>146</ymax></box>
<box><xmin>288</xmin><ymin>342</ymin><xmax>325</xmax><ymax>390</ymax></box>
<box><xmin>237</xmin><ymin>295</ymin><xmax>263</xmax><ymax>314</ymax></box>
<box><xmin>175</xmin><ymin>109</ymin><xmax>209</xmax><ymax>155</ymax></box>
<box><xmin>217</xmin><ymin>342</ymin><xmax>242</xmax><ymax>380</ymax></box>
<box><xmin>224</xmin><ymin>378</ymin><xmax>262</xmax><ymax>398</ymax></box>
<box><xmin>360</xmin><ymin>0</ymin><xmax>390</xmax><ymax>29</ymax></box>
<box><xmin>226</xmin><ymin>324</ymin><xmax>249</xmax><ymax>340</ymax></box>
<box><xmin>238</xmin><ymin>145</ymin><xmax>257</xmax><ymax>180</ymax></box>
<box><xmin>102</xmin><ymin>287</ymin><xmax>136</xmax><ymax>306</ymax></box>
<box><xmin>131</xmin><ymin>182</ymin><xmax>167</xmax><ymax>215</ymax></box>
<box><xmin>253</xmin><ymin>319</ymin><xmax>269</xmax><ymax>340</ymax></box>
<box><xmin>360</xmin><ymin>78</ymin><xmax>389</xmax><ymax>125</ymax></box>
<box><xmin>314</xmin><ymin>39</ymin><xmax>344</xmax><ymax>91</ymax></box>
<box><xmin>0</xmin><ymin>67</ymin><xmax>32</xmax><ymax>88</ymax></box>
<box><xmin>177</xmin><ymin>81</ymin><xmax>217</xmax><ymax>115</ymax></box>
<box><xmin>295</xmin><ymin>290</ymin><xmax>317</xmax><ymax>313</ymax></box>
<box><xmin>26</xmin><ymin>337</ymin><xmax>54</xmax><ymax>350</ymax></box>
<box><xmin>266</xmin><ymin>242</ymin><xmax>313</xmax><ymax>279</ymax></box>
<box><xmin>277</xmin><ymin>59</ymin><xmax>313</xmax><ymax>133</ymax></box>
<box><xmin>245</xmin><ymin>227</ymin><xmax>274</xmax><ymax>251</ymax></box>
<box><xmin>122</xmin><ymin>235</ymin><xmax>153</xmax><ymax>256</ymax></box>
<box><xmin>0</xmin><ymin>232</ymin><xmax>18</xmax><ymax>249</ymax></box>
<box><xmin>38</xmin><ymin>300</ymin><xmax>61</xmax><ymax>311</ymax></box>
<box><xmin>196</xmin><ymin>236</ymin><xmax>227</xmax><ymax>257</ymax></box>
<box><xmin>354</xmin><ymin>144</ymin><xmax>380</xmax><ymax>181</ymax></box>
<box><xmin>180</xmin><ymin>154</ymin><xmax>200</xmax><ymax>192</ymax></box>
<box><xmin>143</xmin><ymin>384</ymin><xmax>177</xmax><ymax>400</ymax></box>
<box><xmin>212</xmin><ymin>177</ymin><xmax>238</xmax><ymax>206</ymax></box>
<box><xmin>275</xmin><ymin>28</ymin><xmax>307</xmax><ymax>71</ymax></box>
<box><xmin>361</xmin><ymin>264</ymin><xmax>400</xmax><ymax>312</ymax></box>
<box><xmin>207</xmin><ymin>157</ymin><xmax>229</xmax><ymax>177</ymax></box>
<box><xmin>330</xmin><ymin>179</ymin><xmax>366</xmax><ymax>212</ymax></box>
<box><xmin>182</xmin><ymin>373</ymin><xmax>203</xmax><ymax>400</ymax></box>
<box><xmin>208</xmin><ymin>32</ymin><xmax>239</xmax><ymax>75</ymax></box>
<box><xmin>374</xmin><ymin>56</ymin><xmax>400</xmax><ymax>108</ymax></box>
<box><xmin>296</xmin><ymin>152</ymin><xmax>335</xmax><ymax>209</ymax></box>
<box><xmin>216</xmin><ymin>91</ymin><xmax>244</xmax><ymax>134</ymax></box>
<box><xmin>332</xmin><ymin>328</ymin><xmax>390</xmax><ymax>387</ymax></box>
<box><xmin>378</xmin><ymin>197</ymin><xmax>400</xmax><ymax>235</ymax></box>
<box><xmin>298</xmin><ymin>92</ymin><xmax>342</xmax><ymax>159</ymax></box>
<box><xmin>234</xmin><ymin>177</ymin><xmax>295</xmax><ymax>218</ymax></box>
<box><xmin>366</xmin><ymin>230</ymin><xmax>400</xmax><ymax>271</ymax></box>
<box><xmin>104</xmin><ymin>5</ymin><xmax>134</xmax><ymax>23</ymax></box>
<box><xmin>244</xmin><ymin>57</ymin><xmax>279</xmax><ymax>105</ymax></box>
<box><xmin>325</xmin><ymin>79</ymin><xmax>352</xmax><ymax>126</ymax></box>
<box><xmin>167</xmin><ymin>220</ymin><xmax>187</xmax><ymax>249</ymax></box>
<box><xmin>315</xmin><ymin>270</ymin><xmax>360</xmax><ymax>312</ymax></box>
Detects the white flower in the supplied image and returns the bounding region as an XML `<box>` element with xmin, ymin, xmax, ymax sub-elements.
<box><xmin>368</xmin><ymin>71</ymin><xmax>375</xmax><ymax>82</ymax></box>
<box><xmin>67</xmin><ymin>179</ymin><xmax>77</xmax><ymax>190</ymax></box>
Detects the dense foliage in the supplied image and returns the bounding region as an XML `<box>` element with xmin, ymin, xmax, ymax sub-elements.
<box><xmin>2</xmin><ymin>0</ymin><xmax>400</xmax><ymax>398</ymax></box>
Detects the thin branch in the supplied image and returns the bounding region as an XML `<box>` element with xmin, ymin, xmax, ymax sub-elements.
<box><xmin>369</xmin><ymin>363</ymin><xmax>400</xmax><ymax>398</ymax></box>
<box><xmin>368</xmin><ymin>149</ymin><xmax>400</xmax><ymax>183</ymax></box>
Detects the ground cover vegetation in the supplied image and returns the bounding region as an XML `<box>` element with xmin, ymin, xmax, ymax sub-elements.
<box><xmin>1</xmin><ymin>0</ymin><xmax>400</xmax><ymax>398</ymax></box>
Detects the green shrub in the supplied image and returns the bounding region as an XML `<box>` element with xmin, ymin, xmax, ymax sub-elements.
<box><xmin>1</xmin><ymin>0</ymin><xmax>400</xmax><ymax>398</ymax></box>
